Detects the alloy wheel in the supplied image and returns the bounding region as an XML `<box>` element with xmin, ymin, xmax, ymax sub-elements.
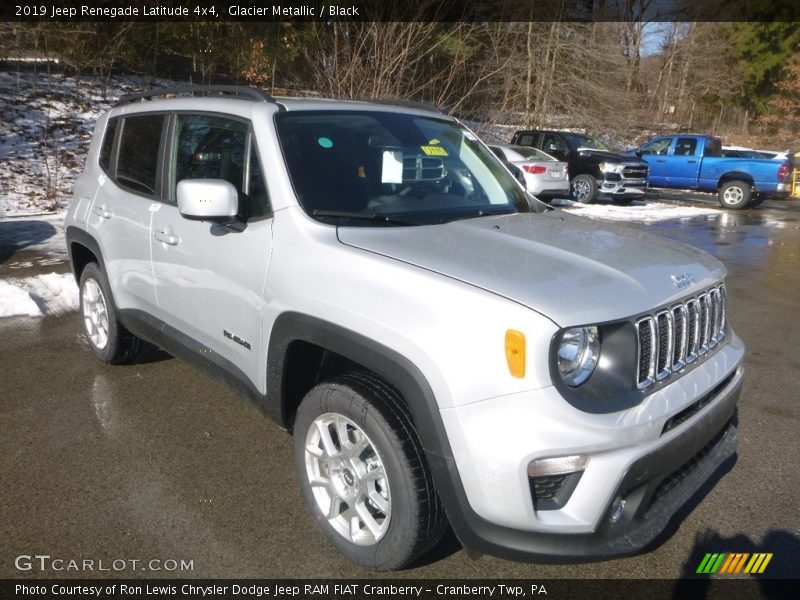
<box><xmin>573</xmin><ymin>179</ymin><xmax>590</xmax><ymax>201</ymax></box>
<box><xmin>82</xmin><ymin>278</ymin><xmax>109</xmax><ymax>350</ymax></box>
<box><xmin>304</xmin><ymin>413</ymin><xmax>391</xmax><ymax>546</ymax></box>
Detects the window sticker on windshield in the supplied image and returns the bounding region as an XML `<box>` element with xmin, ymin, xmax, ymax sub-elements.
<box><xmin>463</xmin><ymin>131</ymin><xmax>478</xmax><ymax>141</ymax></box>
<box><xmin>428</xmin><ymin>138</ymin><xmax>441</xmax><ymax>145</ymax></box>
<box><xmin>381</xmin><ymin>150</ymin><xmax>404</xmax><ymax>184</ymax></box>
<box><xmin>421</xmin><ymin>145</ymin><xmax>448</xmax><ymax>156</ymax></box>
<box><xmin>317</xmin><ymin>137</ymin><xmax>333</xmax><ymax>149</ymax></box>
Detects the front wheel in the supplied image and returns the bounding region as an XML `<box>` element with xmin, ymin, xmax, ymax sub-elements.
<box><xmin>571</xmin><ymin>174</ymin><xmax>598</xmax><ymax>204</ymax></box>
<box><xmin>79</xmin><ymin>262</ymin><xmax>146</xmax><ymax>363</ymax></box>
<box><xmin>293</xmin><ymin>372</ymin><xmax>446</xmax><ymax>570</ymax></box>
<box><xmin>718</xmin><ymin>180</ymin><xmax>753</xmax><ymax>209</ymax></box>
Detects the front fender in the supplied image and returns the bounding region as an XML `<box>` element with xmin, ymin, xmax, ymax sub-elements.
<box><xmin>267</xmin><ymin>311</ymin><xmax>451</xmax><ymax>461</ymax></box>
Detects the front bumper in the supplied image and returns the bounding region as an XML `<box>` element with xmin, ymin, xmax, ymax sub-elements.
<box><xmin>599</xmin><ymin>178</ymin><xmax>648</xmax><ymax>196</ymax></box>
<box><xmin>428</xmin><ymin>344</ymin><xmax>743</xmax><ymax>561</ymax></box>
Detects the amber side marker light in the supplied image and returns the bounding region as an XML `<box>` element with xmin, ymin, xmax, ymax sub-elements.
<box><xmin>505</xmin><ymin>329</ymin><xmax>526</xmax><ymax>378</ymax></box>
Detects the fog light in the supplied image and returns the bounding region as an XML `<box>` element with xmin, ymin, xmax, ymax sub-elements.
<box><xmin>528</xmin><ymin>455</ymin><xmax>588</xmax><ymax>511</ymax></box>
<box><xmin>609</xmin><ymin>495</ymin><xmax>626</xmax><ymax>523</ymax></box>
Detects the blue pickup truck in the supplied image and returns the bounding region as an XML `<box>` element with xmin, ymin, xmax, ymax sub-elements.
<box><xmin>629</xmin><ymin>134</ymin><xmax>791</xmax><ymax>209</ymax></box>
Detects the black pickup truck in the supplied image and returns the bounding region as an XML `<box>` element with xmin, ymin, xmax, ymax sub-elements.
<box><xmin>511</xmin><ymin>130</ymin><xmax>649</xmax><ymax>204</ymax></box>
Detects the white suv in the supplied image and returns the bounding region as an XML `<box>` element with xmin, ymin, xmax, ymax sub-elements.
<box><xmin>66</xmin><ymin>86</ymin><xmax>744</xmax><ymax>570</ymax></box>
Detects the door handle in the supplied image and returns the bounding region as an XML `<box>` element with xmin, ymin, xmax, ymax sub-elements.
<box><xmin>92</xmin><ymin>205</ymin><xmax>111</xmax><ymax>219</ymax></box>
<box><xmin>687</xmin><ymin>160</ymin><xmax>697</xmax><ymax>163</ymax></box>
<box><xmin>154</xmin><ymin>229</ymin><xmax>180</xmax><ymax>246</ymax></box>
<box><xmin>656</xmin><ymin>159</ymin><xmax>666</xmax><ymax>163</ymax></box>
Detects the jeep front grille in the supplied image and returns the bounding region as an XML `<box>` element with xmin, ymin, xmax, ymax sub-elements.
<box><xmin>635</xmin><ymin>284</ymin><xmax>727</xmax><ymax>390</ymax></box>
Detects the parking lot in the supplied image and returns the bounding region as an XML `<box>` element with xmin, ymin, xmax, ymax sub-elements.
<box><xmin>1</xmin><ymin>192</ymin><xmax>798</xmax><ymax>580</ymax></box>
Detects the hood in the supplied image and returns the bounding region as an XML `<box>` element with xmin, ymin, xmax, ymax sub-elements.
<box><xmin>337</xmin><ymin>212</ymin><xmax>724</xmax><ymax>326</ymax></box>
<box><xmin>577</xmin><ymin>149</ymin><xmax>645</xmax><ymax>164</ymax></box>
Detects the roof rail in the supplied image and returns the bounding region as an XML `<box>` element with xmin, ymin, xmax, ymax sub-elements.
<box><xmin>370</xmin><ymin>98</ymin><xmax>446</xmax><ymax>114</ymax></box>
<box><xmin>115</xmin><ymin>85</ymin><xmax>277</xmax><ymax>107</ymax></box>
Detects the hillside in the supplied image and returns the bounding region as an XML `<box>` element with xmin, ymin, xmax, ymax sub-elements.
<box><xmin>0</xmin><ymin>70</ymin><xmax>172</xmax><ymax>216</ymax></box>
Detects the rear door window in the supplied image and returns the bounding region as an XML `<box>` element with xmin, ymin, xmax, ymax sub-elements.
<box><xmin>674</xmin><ymin>138</ymin><xmax>698</xmax><ymax>156</ymax></box>
<box><xmin>704</xmin><ymin>138</ymin><xmax>722</xmax><ymax>157</ymax></box>
<box><xmin>116</xmin><ymin>114</ymin><xmax>166</xmax><ymax>195</ymax></box>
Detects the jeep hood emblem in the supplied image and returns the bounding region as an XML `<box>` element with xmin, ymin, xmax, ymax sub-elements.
<box><xmin>671</xmin><ymin>273</ymin><xmax>696</xmax><ymax>288</ymax></box>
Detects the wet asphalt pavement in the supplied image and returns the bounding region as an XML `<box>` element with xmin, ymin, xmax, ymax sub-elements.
<box><xmin>1</xmin><ymin>193</ymin><xmax>799</xmax><ymax>580</ymax></box>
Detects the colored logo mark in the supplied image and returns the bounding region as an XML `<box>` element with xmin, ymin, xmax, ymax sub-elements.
<box><xmin>696</xmin><ymin>552</ymin><xmax>773</xmax><ymax>574</ymax></box>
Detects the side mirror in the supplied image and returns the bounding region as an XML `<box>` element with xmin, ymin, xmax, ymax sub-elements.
<box><xmin>177</xmin><ymin>179</ymin><xmax>238</xmax><ymax>221</ymax></box>
<box><xmin>635</xmin><ymin>149</ymin><xmax>643</xmax><ymax>157</ymax></box>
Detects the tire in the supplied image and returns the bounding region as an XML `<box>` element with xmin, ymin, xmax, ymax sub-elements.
<box><xmin>79</xmin><ymin>262</ymin><xmax>146</xmax><ymax>364</ymax></box>
<box><xmin>293</xmin><ymin>371</ymin><xmax>447</xmax><ymax>570</ymax></box>
<box><xmin>718</xmin><ymin>180</ymin><xmax>753</xmax><ymax>209</ymax></box>
<box><xmin>571</xmin><ymin>174</ymin><xmax>598</xmax><ymax>203</ymax></box>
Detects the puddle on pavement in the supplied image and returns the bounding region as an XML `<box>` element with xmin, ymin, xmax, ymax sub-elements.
<box><xmin>643</xmin><ymin>207</ymin><xmax>800</xmax><ymax>274</ymax></box>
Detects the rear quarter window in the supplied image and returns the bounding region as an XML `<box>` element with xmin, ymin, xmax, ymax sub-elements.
<box><xmin>99</xmin><ymin>118</ymin><xmax>118</xmax><ymax>173</ymax></box>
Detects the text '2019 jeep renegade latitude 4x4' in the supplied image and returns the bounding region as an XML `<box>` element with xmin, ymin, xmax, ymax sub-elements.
<box><xmin>67</xmin><ymin>86</ymin><xmax>744</xmax><ymax>570</ymax></box>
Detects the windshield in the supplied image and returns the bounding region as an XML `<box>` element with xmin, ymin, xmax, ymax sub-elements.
<box><xmin>564</xmin><ymin>133</ymin><xmax>609</xmax><ymax>151</ymax></box>
<box><xmin>275</xmin><ymin>111</ymin><xmax>531</xmax><ymax>226</ymax></box>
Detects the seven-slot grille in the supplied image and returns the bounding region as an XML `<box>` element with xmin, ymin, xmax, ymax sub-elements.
<box><xmin>635</xmin><ymin>284</ymin><xmax>727</xmax><ymax>389</ymax></box>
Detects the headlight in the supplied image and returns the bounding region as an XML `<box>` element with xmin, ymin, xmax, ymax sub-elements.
<box><xmin>599</xmin><ymin>162</ymin><xmax>623</xmax><ymax>174</ymax></box>
<box><xmin>557</xmin><ymin>326</ymin><xmax>600</xmax><ymax>386</ymax></box>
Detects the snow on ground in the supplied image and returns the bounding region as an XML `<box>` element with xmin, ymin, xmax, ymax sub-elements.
<box><xmin>0</xmin><ymin>70</ymin><xmax>173</xmax><ymax>216</ymax></box>
<box><xmin>0</xmin><ymin>272</ymin><xmax>78</xmax><ymax>318</ymax></box>
<box><xmin>553</xmin><ymin>198</ymin><xmax>721</xmax><ymax>222</ymax></box>
<box><xmin>0</xmin><ymin>279</ymin><xmax>41</xmax><ymax>317</ymax></box>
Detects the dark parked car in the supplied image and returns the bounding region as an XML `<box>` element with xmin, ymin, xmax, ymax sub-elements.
<box><xmin>511</xmin><ymin>130</ymin><xmax>649</xmax><ymax>204</ymax></box>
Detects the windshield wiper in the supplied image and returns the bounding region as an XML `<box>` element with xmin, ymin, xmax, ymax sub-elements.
<box><xmin>312</xmin><ymin>210</ymin><xmax>417</xmax><ymax>226</ymax></box>
<box><xmin>438</xmin><ymin>208</ymin><xmax>516</xmax><ymax>223</ymax></box>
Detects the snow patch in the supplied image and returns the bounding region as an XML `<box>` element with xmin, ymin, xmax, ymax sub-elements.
<box><xmin>0</xmin><ymin>272</ymin><xmax>79</xmax><ymax>318</ymax></box>
<box><xmin>553</xmin><ymin>199</ymin><xmax>720</xmax><ymax>222</ymax></box>
<box><xmin>0</xmin><ymin>279</ymin><xmax>42</xmax><ymax>317</ymax></box>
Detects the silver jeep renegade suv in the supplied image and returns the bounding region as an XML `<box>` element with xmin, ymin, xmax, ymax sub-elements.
<box><xmin>66</xmin><ymin>86</ymin><xmax>744</xmax><ymax>570</ymax></box>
